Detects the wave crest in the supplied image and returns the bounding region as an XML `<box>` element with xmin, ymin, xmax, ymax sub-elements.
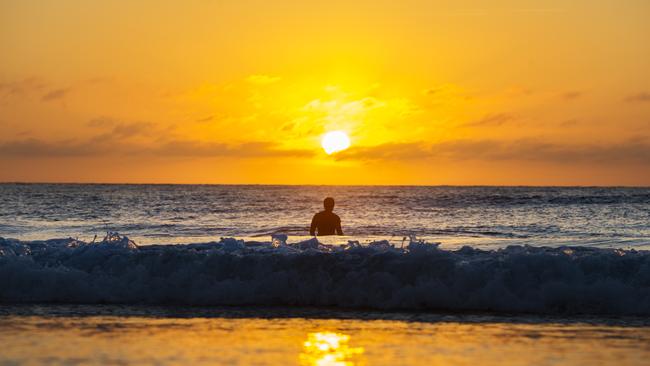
<box><xmin>1</xmin><ymin>234</ymin><xmax>649</xmax><ymax>315</ymax></box>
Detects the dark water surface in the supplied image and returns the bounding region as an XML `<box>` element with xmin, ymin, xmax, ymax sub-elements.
<box><xmin>1</xmin><ymin>184</ymin><xmax>649</xmax><ymax>248</ymax></box>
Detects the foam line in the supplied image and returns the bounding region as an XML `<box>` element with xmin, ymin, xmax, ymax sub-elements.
<box><xmin>1</xmin><ymin>234</ymin><xmax>649</xmax><ymax>315</ymax></box>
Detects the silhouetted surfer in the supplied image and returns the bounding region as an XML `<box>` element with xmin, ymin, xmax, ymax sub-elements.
<box><xmin>310</xmin><ymin>197</ymin><xmax>343</xmax><ymax>236</ymax></box>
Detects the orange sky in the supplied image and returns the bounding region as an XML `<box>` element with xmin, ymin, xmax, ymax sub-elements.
<box><xmin>1</xmin><ymin>0</ymin><xmax>649</xmax><ymax>185</ymax></box>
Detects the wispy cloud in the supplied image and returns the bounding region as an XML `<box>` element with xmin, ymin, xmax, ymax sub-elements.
<box><xmin>0</xmin><ymin>138</ymin><xmax>110</xmax><ymax>157</ymax></box>
<box><xmin>335</xmin><ymin>137</ymin><xmax>650</xmax><ymax>165</ymax></box>
<box><xmin>0</xmin><ymin>78</ymin><xmax>48</xmax><ymax>98</ymax></box>
<box><xmin>0</xmin><ymin>137</ymin><xmax>313</xmax><ymax>159</ymax></box>
<box><xmin>109</xmin><ymin>122</ymin><xmax>155</xmax><ymax>138</ymax></box>
<box><xmin>86</xmin><ymin>116</ymin><xmax>117</xmax><ymax>128</ymax></box>
<box><xmin>4</xmin><ymin>116</ymin><xmax>311</xmax><ymax>158</ymax></box>
<box><xmin>41</xmin><ymin>88</ymin><xmax>70</xmax><ymax>101</ymax></box>
<box><xmin>625</xmin><ymin>92</ymin><xmax>650</xmax><ymax>103</ymax></box>
<box><xmin>560</xmin><ymin>119</ymin><xmax>579</xmax><ymax>127</ymax></box>
<box><xmin>196</xmin><ymin>115</ymin><xmax>214</xmax><ymax>123</ymax></box>
<box><xmin>561</xmin><ymin>91</ymin><xmax>582</xmax><ymax>100</ymax></box>
<box><xmin>86</xmin><ymin>117</ymin><xmax>156</xmax><ymax>140</ymax></box>
<box><xmin>153</xmin><ymin>140</ymin><xmax>312</xmax><ymax>158</ymax></box>
<box><xmin>463</xmin><ymin>113</ymin><xmax>516</xmax><ymax>127</ymax></box>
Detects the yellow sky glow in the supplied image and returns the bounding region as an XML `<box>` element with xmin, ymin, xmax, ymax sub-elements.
<box><xmin>1</xmin><ymin>0</ymin><xmax>649</xmax><ymax>185</ymax></box>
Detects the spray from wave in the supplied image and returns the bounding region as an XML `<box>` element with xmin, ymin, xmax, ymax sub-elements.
<box><xmin>1</xmin><ymin>233</ymin><xmax>649</xmax><ymax>315</ymax></box>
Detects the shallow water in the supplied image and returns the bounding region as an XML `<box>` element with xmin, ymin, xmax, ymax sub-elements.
<box><xmin>1</xmin><ymin>306</ymin><xmax>649</xmax><ymax>366</ymax></box>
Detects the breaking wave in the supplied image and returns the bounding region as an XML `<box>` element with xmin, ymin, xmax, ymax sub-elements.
<box><xmin>1</xmin><ymin>233</ymin><xmax>649</xmax><ymax>315</ymax></box>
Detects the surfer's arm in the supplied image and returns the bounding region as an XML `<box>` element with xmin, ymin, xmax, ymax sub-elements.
<box><xmin>336</xmin><ymin>217</ymin><xmax>343</xmax><ymax>235</ymax></box>
<box><xmin>309</xmin><ymin>215</ymin><xmax>317</xmax><ymax>236</ymax></box>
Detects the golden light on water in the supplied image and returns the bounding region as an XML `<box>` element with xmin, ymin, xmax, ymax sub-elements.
<box><xmin>300</xmin><ymin>332</ymin><xmax>364</xmax><ymax>366</ymax></box>
<box><xmin>3</xmin><ymin>316</ymin><xmax>650</xmax><ymax>365</ymax></box>
<box><xmin>321</xmin><ymin>131</ymin><xmax>351</xmax><ymax>155</ymax></box>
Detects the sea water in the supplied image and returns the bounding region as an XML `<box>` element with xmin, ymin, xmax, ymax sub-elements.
<box><xmin>1</xmin><ymin>184</ymin><xmax>650</xmax><ymax>365</ymax></box>
<box><xmin>1</xmin><ymin>306</ymin><xmax>650</xmax><ymax>366</ymax></box>
<box><xmin>2</xmin><ymin>184</ymin><xmax>649</xmax><ymax>248</ymax></box>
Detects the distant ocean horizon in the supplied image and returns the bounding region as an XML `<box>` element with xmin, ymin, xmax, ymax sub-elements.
<box><xmin>4</xmin><ymin>181</ymin><xmax>650</xmax><ymax>187</ymax></box>
<box><xmin>2</xmin><ymin>182</ymin><xmax>649</xmax><ymax>248</ymax></box>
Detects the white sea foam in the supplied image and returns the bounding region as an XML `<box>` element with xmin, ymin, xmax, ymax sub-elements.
<box><xmin>1</xmin><ymin>233</ymin><xmax>649</xmax><ymax>315</ymax></box>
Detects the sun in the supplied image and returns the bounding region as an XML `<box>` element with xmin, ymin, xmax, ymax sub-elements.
<box><xmin>321</xmin><ymin>131</ymin><xmax>351</xmax><ymax>154</ymax></box>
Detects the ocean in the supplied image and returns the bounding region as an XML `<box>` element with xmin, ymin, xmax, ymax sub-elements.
<box><xmin>1</xmin><ymin>183</ymin><xmax>650</xmax><ymax>365</ymax></box>
<box><xmin>2</xmin><ymin>184</ymin><xmax>649</xmax><ymax>248</ymax></box>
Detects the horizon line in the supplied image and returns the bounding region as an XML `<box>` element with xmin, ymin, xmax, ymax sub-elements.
<box><xmin>1</xmin><ymin>181</ymin><xmax>648</xmax><ymax>189</ymax></box>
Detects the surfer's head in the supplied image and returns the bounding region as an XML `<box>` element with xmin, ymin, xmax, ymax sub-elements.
<box><xmin>323</xmin><ymin>197</ymin><xmax>335</xmax><ymax>212</ymax></box>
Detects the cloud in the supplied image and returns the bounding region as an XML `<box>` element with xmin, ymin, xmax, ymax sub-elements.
<box><xmin>41</xmin><ymin>88</ymin><xmax>69</xmax><ymax>101</ymax></box>
<box><xmin>86</xmin><ymin>116</ymin><xmax>117</xmax><ymax>128</ymax></box>
<box><xmin>335</xmin><ymin>138</ymin><xmax>650</xmax><ymax>165</ymax></box>
<box><xmin>562</xmin><ymin>91</ymin><xmax>582</xmax><ymax>100</ymax></box>
<box><xmin>0</xmin><ymin>137</ymin><xmax>313</xmax><ymax>159</ymax></box>
<box><xmin>463</xmin><ymin>113</ymin><xmax>516</xmax><ymax>127</ymax></box>
<box><xmin>3</xmin><ymin>133</ymin><xmax>648</xmax><ymax>166</ymax></box>
<box><xmin>0</xmin><ymin>78</ymin><xmax>75</xmax><ymax>102</ymax></box>
<box><xmin>421</xmin><ymin>84</ymin><xmax>469</xmax><ymax>101</ymax></box>
<box><xmin>246</xmin><ymin>74</ymin><xmax>281</xmax><ymax>85</ymax></box>
<box><xmin>335</xmin><ymin>142</ymin><xmax>433</xmax><ymax>160</ymax></box>
<box><xmin>153</xmin><ymin>140</ymin><xmax>313</xmax><ymax>158</ymax></box>
<box><xmin>0</xmin><ymin>78</ymin><xmax>48</xmax><ymax>97</ymax></box>
<box><xmin>109</xmin><ymin>122</ymin><xmax>155</xmax><ymax>138</ymax></box>
<box><xmin>86</xmin><ymin>117</ymin><xmax>155</xmax><ymax>139</ymax></box>
<box><xmin>0</xmin><ymin>138</ymin><xmax>109</xmax><ymax>157</ymax></box>
<box><xmin>196</xmin><ymin>115</ymin><xmax>214</xmax><ymax>123</ymax></box>
<box><xmin>560</xmin><ymin>119</ymin><xmax>579</xmax><ymax>127</ymax></box>
<box><xmin>625</xmin><ymin>92</ymin><xmax>650</xmax><ymax>103</ymax></box>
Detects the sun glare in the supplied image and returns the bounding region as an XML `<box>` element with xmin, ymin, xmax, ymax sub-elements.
<box><xmin>321</xmin><ymin>131</ymin><xmax>351</xmax><ymax>155</ymax></box>
<box><xmin>300</xmin><ymin>332</ymin><xmax>364</xmax><ymax>365</ymax></box>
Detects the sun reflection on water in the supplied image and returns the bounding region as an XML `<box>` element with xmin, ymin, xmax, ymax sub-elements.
<box><xmin>300</xmin><ymin>332</ymin><xmax>364</xmax><ymax>366</ymax></box>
